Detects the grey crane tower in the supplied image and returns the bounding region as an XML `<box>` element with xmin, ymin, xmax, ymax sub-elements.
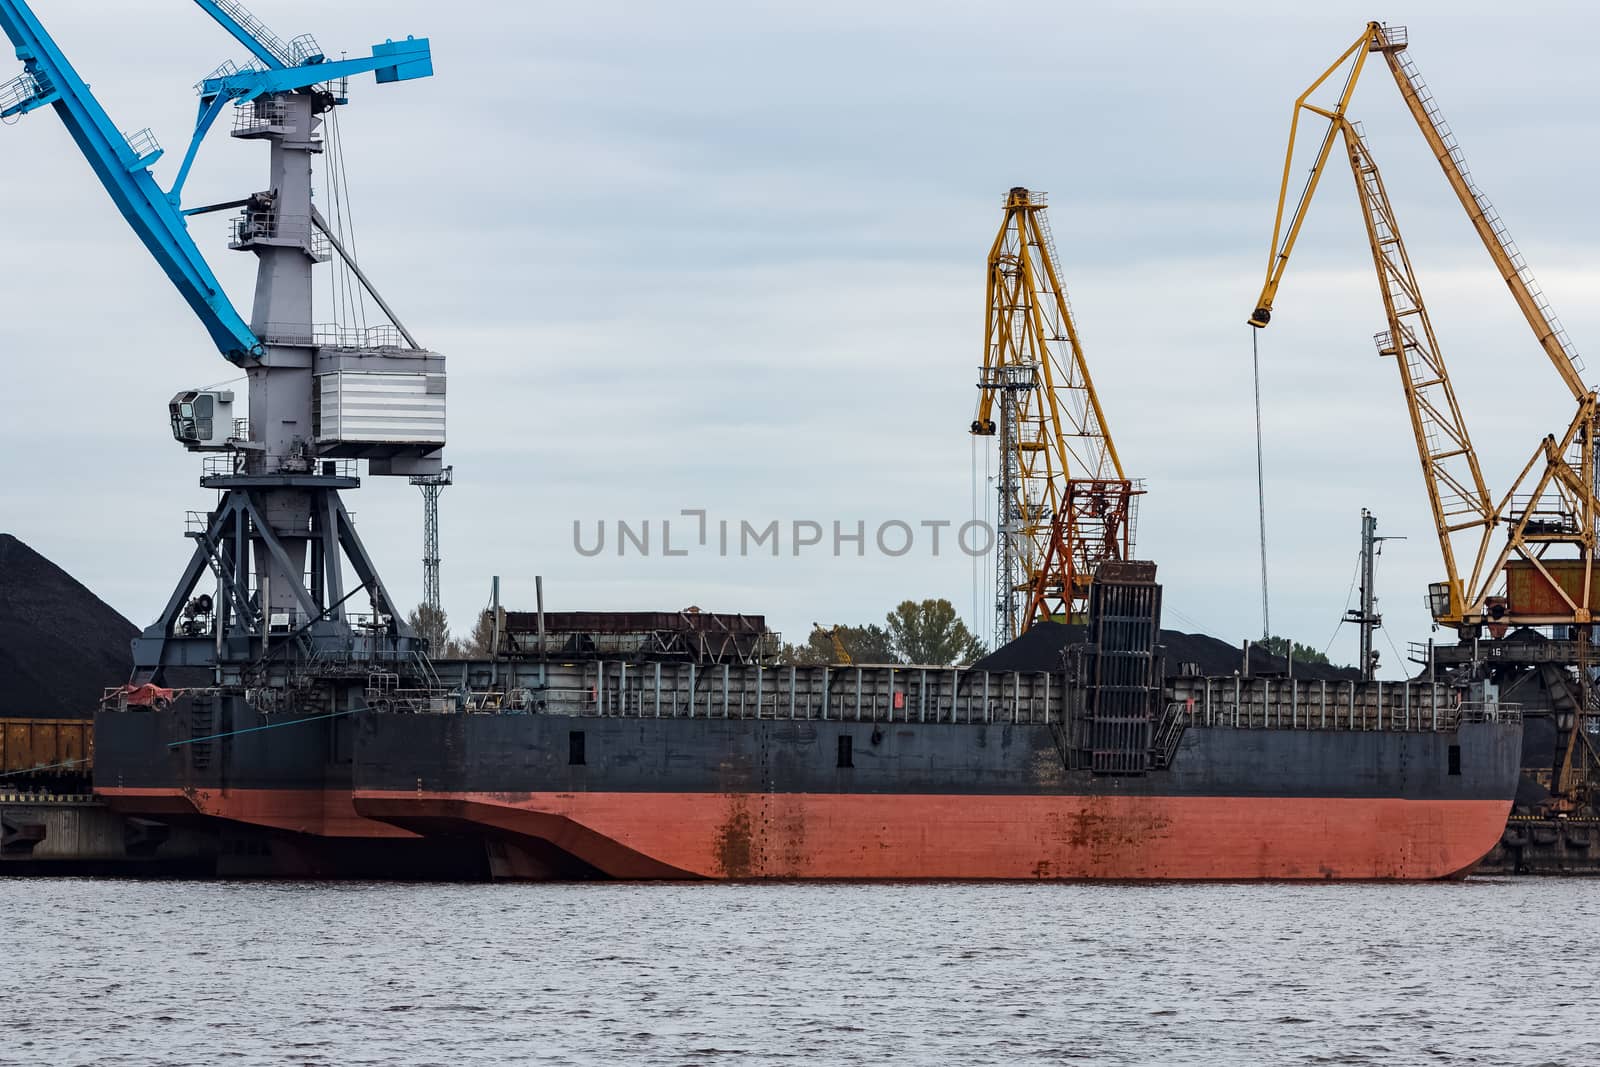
<box><xmin>977</xmin><ymin>364</ymin><xmax>1038</xmax><ymax>646</ymax></box>
<box><xmin>410</xmin><ymin>465</ymin><xmax>454</xmax><ymax>647</ymax></box>
<box><xmin>138</xmin><ymin>75</ymin><xmax>446</xmax><ymax>686</ymax></box>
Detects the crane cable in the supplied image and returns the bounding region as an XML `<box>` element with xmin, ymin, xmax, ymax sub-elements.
<box><xmin>321</xmin><ymin>118</ymin><xmax>349</xmax><ymax>330</ymax></box>
<box><xmin>329</xmin><ymin>106</ymin><xmax>368</xmax><ymax>330</ymax></box>
<box><xmin>970</xmin><ymin>435</ymin><xmax>980</xmax><ymax>647</ymax></box>
<box><xmin>1253</xmin><ymin>327</ymin><xmax>1271</xmax><ymax>641</ymax></box>
<box><xmin>320</xmin><ymin>102</ymin><xmax>367</xmax><ymax>334</ymax></box>
<box><xmin>984</xmin><ymin>431</ymin><xmax>995</xmax><ymax>649</ymax></box>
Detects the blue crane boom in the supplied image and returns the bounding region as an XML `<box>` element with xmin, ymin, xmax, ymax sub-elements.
<box><xmin>192</xmin><ymin>0</ymin><xmax>305</xmax><ymax>70</ymax></box>
<box><xmin>0</xmin><ymin>0</ymin><xmax>261</xmax><ymax>361</ymax></box>
<box><xmin>0</xmin><ymin>0</ymin><xmax>433</xmax><ymax>366</ymax></box>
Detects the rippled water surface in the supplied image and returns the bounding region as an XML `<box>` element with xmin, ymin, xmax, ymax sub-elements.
<box><xmin>4</xmin><ymin>878</ymin><xmax>1598</xmax><ymax>1066</ymax></box>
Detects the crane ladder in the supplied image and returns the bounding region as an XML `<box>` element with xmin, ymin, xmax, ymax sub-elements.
<box><xmin>1377</xmin><ymin>31</ymin><xmax>1587</xmax><ymax>391</ymax></box>
<box><xmin>1346</xmin><ymin>123</ymin><xmax>1495</xmax><ymax>598</ymax></box>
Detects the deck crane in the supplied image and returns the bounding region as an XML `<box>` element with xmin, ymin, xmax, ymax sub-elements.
<box><xmin>1249</xmin><ymin>23</ymin><xmax>1600</xmax><ymax>807</ymax></box>
<box><xmin>972</xmin><ymin>188</ymin><xmax>1139</xmax><ymax>643</ymax></box>
<box><xmin>0</xmin><ymin>0</ymin><xmax>445</xmax><ymax>701</ymax></box>
<box><xmin>1248</xmin><ymin>22</ymin><xmax>1600</xmax><ymax>637</ymax></box>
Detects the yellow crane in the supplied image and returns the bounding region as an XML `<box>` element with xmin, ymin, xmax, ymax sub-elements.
<box><xmin>812</xmin><ymin>624</ymin><xmax>852</xmax><ymax>666</ymax></box>
<box><xmin>1249</xmin><ymin>22</ymin><xmax>1600</xmax><ymax>635</ymax></box>
<box><xmin>972</xmin><ymin>187</ymin><xmax>1138</xmax><ymax>641</ymax></box>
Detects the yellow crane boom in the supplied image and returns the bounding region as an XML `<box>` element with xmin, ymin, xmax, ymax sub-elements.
<box><xmin>1370</xmin><ymin>26</ymin><xmax>1589</xmax><ymax>401</ymax></box>
<box><xmin>1251</xmin><ymin>22</ymin><xmax>1588</xmax><ymax>404</ymax></box>
<box><xmin>1343</xmin><ymin>121</ymin><xmax>1497</xmax><ymax>623</ymax></box>
<box><xmin>1249</xmin><ymin>22</ymin><xmax>1600</xmax><ymax>633</ymax></box>
<box><xmin>1248</xmin><ymin>27</ymin><xmax>1379</xmax><ymax>330</ymax></box>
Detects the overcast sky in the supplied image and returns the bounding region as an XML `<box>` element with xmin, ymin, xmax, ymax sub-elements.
<box><xmin>3</xmin><ymin>1</ymin><xmax>1599</xmax><ymax>673</ymax></box>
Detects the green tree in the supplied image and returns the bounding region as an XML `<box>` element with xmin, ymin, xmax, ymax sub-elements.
<box><xmin>779</xmin><ymin>624</ymin><xmax>896</xmax><ymax>665</ymax></box>
<box><xmin>839</xmin><ymin>624</ymin><xmax>896</xmax><ymax>663</ymax></box>
<box><xmin>407</xmin><ymin>603</ymin><xmax>451</xmax><ymax>655</ymax></box>
<box><xmin>884</xmin><ymin>598</ymin><xmax>985</xmax><ymax>665</ymax></box>
<box><xmin>1260</xmin><ymin>635</ymin><xmax>1329</xmax><ymax>666</ymax></box>
<box><xmin>444</xmin><ymin>608</ymin><xmax>501</xmax><ymax>658</ymax></box>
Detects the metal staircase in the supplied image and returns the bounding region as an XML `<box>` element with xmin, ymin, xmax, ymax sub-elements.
<box><xmin>1150</xmin><ymin>701</ymin><xmax>1188</xmax><ymax>769</ymax></box>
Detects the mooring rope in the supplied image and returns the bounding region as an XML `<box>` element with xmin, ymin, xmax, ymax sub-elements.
<box><xmin>0</xmin><ymin>756</ymin><xmax>91</xmax><ymax>780</ymax></box>
<box><xmin>168</xmin><ymin>706</ymin><xmax>367</xmax><ymax>748</ymax></box>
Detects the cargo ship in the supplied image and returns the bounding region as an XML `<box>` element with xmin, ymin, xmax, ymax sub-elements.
<box><xmin>351</xmin><ymin>693</ymin><xmax>1520</xmax><ymax>881</ymax></box>
<box><xmin>94</xmin><ymin>565</ymin><xmax>1524</xmax><ymax>880</ymax></box>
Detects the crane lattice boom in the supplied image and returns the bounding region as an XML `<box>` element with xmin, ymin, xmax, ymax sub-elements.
<box><xmin>1372</xmin><ymin>26</ymin><xmax>1589</xmax><ymax>401</ymax></box>
<box><xmin>1344</xmin><ymin>121</ymin><xmax>1496</xmax><ymax>621</ymax></box>
<box><xmin>1249</xmin><ymin>22</ymin><xmax>1600</xmax><ymax>632</ymax></box>
<box><xmin>972</xmin><ymin>188</ymin><xmax>1138</xmax><ymax>640</ymax></box>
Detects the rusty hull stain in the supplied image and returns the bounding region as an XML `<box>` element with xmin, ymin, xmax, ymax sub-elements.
<box><xmin>1047</xmin><ymin>799</ymin><xmax>1174</xmax><ymax>864</ymax></box>
<box><xmin>713</xmin><ymin>800</ymin><xmax>754</xmax><ymax>877</ymax></box>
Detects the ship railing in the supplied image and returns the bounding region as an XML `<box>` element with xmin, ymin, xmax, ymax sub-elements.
<box><xmin>364</xmin><ymin>670</ymin><xmax>452</xmax><ymax>714</ymax></box>
<box><xmin>498</xmin><ymin>627</ymin><xmax>785</xmax><ymax>667</ymax></box>
<box><xmin>1455</xmin><ymin>701</ymin><xmax>1523</xmax><ymax>723</ymax></box>
<box><xmin>367</xmin><ymin>688</ymin><xmax>453</xmax><ymax>714</ymax></box>
<box><xmin>420</xmin><ymin>660</ymin><xmax>1074</xmax><ymax>726</ymax></box>
<box><xmin>1171</xmin><ymin>677</ymin><xmax>1501</xmax><ymax>732</ymax></box>
<box><xmin>576</xmin><ymin>673</ymin><xmax>1059</xmax><ymax>725</ymax></box>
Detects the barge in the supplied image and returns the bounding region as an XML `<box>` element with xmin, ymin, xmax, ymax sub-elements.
<box><xmin>93</xmin><ymin>567</ymin><xmax>1523</xmax><ymax>880</ymax></box>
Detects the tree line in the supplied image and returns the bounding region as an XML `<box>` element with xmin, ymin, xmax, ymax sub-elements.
<box><xmin>779</xmin><ymin>598</ymin><xmax>985</xmax><ymax>666</ymax></box>
<box><xmin>408</xmin><ymin>597</ymin><xmax>987</xmax><ymax>667</ymax></box>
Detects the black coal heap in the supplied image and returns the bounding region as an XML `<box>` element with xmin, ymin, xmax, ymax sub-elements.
<box><xmin>0</xmin><ymin>534</ymin><xmax>137</xmax><ymax>717</ymax></box>
<box><xmin>974</xmin><ymin>620</ymin><xmax>1358</xmax><ymax>681</ymax></box>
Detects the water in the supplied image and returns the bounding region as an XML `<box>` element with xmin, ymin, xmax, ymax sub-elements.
<box><xmin>4</xmin><ymin>878</ymin><xmax>1597</xmax><ymax>1066</ymax></box>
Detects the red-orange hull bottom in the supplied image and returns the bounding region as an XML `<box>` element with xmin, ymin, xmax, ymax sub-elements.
<box><xmin>354</xmin><ymin>790</ymin><xmax>1513</xmax><ymax>881</ymax></box>
<box><xmin>97</xmin><ymin>786</ymin><xmax>416</xmax><ymax>839</ymax></box>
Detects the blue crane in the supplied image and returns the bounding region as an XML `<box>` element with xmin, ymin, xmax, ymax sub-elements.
<box><xmin>1</xmin><ymin>1</ymin><xmax>444</xmax><ymax>679</ymax></box>
<box><xmin>0</xmin><ymin>0</ymin><xmax>432</xmax><ymax>364</ymax></box>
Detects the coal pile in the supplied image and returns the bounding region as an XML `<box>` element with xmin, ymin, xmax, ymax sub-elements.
<box><xmin>975</xmin><ymin>620</ymin><xmax>1359</xmax><ymax>681</ymax></box>
<box><xmin>974</xmin><ymin>621</ymin><xmax>1086</xmax><ymax>673</ymax></box>
<box><xmin>0</xmin><ymin>534</ymin><xmax>136</xmax><ymax>717</ymax></box>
